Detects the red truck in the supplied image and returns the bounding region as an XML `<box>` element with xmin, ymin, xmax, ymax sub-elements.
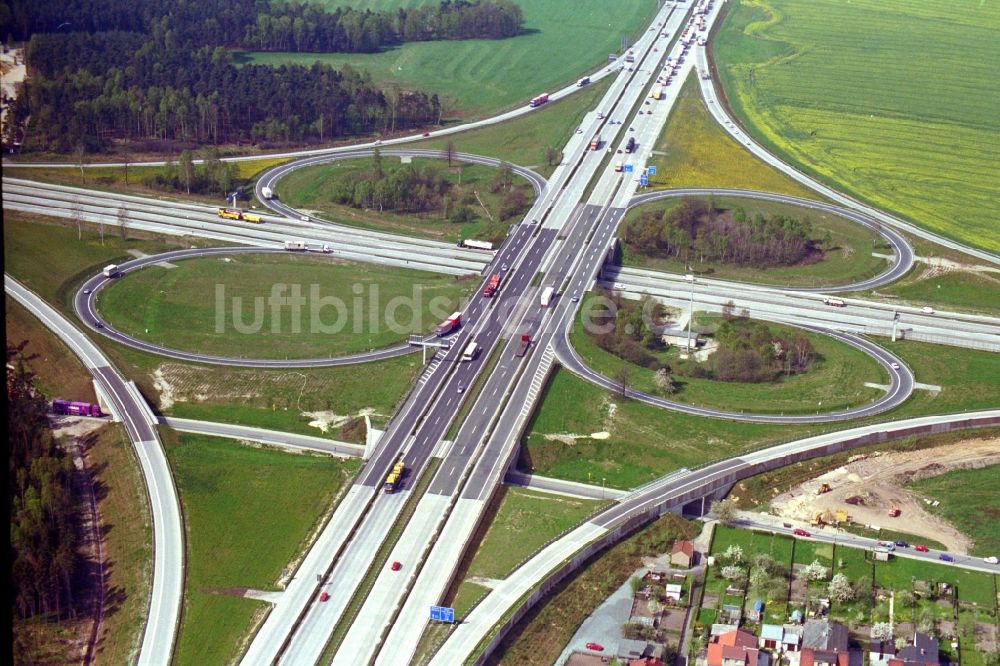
<box><xmin>515</xmin><ymin>334</ymin><xmax>531</xmax><ymax>357</ymax></box>
<box><xmin>529</xmin><ymin>93</ymin><xmax>550</xmax><ymax>108</ymax></box>
<box><xmin>435</xmin><ymin>312</ymin><xmax>462</xmax><ymax>336</ymax></box>
<box><xmin>483</xmin><ymin>273</ymin><xmax>502</xmax><ymax>297</ymax></box>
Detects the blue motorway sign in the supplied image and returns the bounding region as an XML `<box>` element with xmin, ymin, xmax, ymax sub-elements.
<box><xmin>647</xmin><ymin>165</ymin><xmax>657</xmax><ymax>175</ymax></box>
<box><xmin>430</xmin><ymin>605</ymin><xmax>455</xmax><ymax>623</ymax></box>
<box><xmin>640</xmin><ymin>175</ymin><xmax>649</xmax><ymax>186</ymax></box>
<box><xmin>623</xmin><ymin>164</ymin><xmax>634</xmax><ymax>173</ymax></box>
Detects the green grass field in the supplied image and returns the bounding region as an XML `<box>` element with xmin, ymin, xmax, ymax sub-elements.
<box><xmin>277</xmin><ymin>158</ymin><xmax>530</xmax><ymax>242</ymax></box>
<box><xmin>881</xmin><ymin>268</ymin><xmax>1000</xmax><ymax>316</ymax></box>
<box><xmin>462</xmin><ymin>487</ymin><xmax>600</xmax><ymax>580</ymax></box>
<box><xmin>242</xmin><ymin>1</ymin><xmax>656</xmax><ymax>118</ymax></box>
<box><xmin>873</xmin><ymin>555</ymin><xmax>997</xmax><ymax>607</ymax></box>
<box><xmin>569</xmin><ymin>302</ymin><xmax>886</xmax><ymax>414</ymax></box>
<box><xmin>97</xmin><ymin>253</ymin><xmax>474</xmax><ymax>359</ymax></box>
<box><xmin>647</xmin><ymin>72</ymin><xmax>818</xmax><ymax>198</ymax></box>
<box><xmin>909</xmin><ymin>465</ymin><xmax>1000</xmax><ymax>558</ymax></box>
<box><xmin>164</xmin><ymin>429</ymin><xmax>359</xmax><ymax>666</ymax></box>
<box><xmin>422</xmin><ymin>75</ymin><xmax>613</xmax><ymax>176</ymax></box>
<box><xmin>623</xmin><ymin>195</ymin><xmax>888</xmax><ymax>287</ymax></box>
<box><xmin>714</xmin><ymin>0</ymin><xmax>1000</xmax><ymax>253</ymax></box>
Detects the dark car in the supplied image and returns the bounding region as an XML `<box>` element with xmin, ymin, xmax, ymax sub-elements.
<box><xmin>422</xmin><ymin>132</ymin><xmax>430</xmax><ymax>137</ymax></box>
<box><xmin>939</xmin><ymin>553</ymin><xmax>954</xmax><ymax>562</ymax></box>
<box><xmin>895</xmin><ymin>540</ymin><xmax>909</xmax><ymax>548</ymax></box>
<box><xmin>94</xmin><ymin>320</ymin><xmax>104</xmax><ymax>328</ymax></box>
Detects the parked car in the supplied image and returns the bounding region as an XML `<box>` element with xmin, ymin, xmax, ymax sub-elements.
<box><xmin>585</xmin><ymin>642</ymin><xmax>604</xmax><ymax>652</ymax></box>
<box><xmin>915</xmin><ymin>544</ymin><xmax>929</xmax><ymax>552</ymax></box>
<box><xmin>895</xmin><ymin>540</ymin><xmax>909</xmax><ymax>548</ymax></box>
<box><xmin>793</xmin><ymin>528</ymin><xmax>810</xmax><ymax>537</ymax></box>
<box><xmin>391</xmin><ymin>561</ymin><xmax>402</xmax><ymax>571</ymax></box>
<box><xmin>921</xmin><ymin>306</ymin><xmax>935</xmax><ymax>314</ymax></box>
<box><xmin>939</xmin><ymin>553</ymin><xmax>954</xmax><ymax>562</ymax></box>
<box><xmin>985</xmin><ymin>556</ymin><xmax>999</xmax><ymax>564</ymax></box>
<box><xmin>319</xmin><ymin>591</ymin><xmax>329</xmax><ymax>602</ymax></box>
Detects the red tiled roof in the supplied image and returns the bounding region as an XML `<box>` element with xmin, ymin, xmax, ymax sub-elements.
<box><xmin>671</xmin><ymin>540</ymin><xmax>694</xmax><ymax>556</ymax></box>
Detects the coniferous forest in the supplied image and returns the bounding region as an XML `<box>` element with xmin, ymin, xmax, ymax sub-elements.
<box><xmin>0</xmin><ymin>0</ymin><xmax>524</xmax><ymax>152</ymax></box>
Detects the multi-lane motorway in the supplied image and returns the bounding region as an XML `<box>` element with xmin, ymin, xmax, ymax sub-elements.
<box><xmin>5</xmin><ymin>0</ymin><xmax>1000</xmax><ymax>663</ymax></box>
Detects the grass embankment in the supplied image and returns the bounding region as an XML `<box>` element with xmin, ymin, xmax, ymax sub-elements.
<box><xmin>714</xmin><ymin>0</ymin><xmax>1000</xmax><ymax>253</ymax></box>
<box><xmin>88</xmin><ymin>425</ymin><xmax>155</xmax><ymax>664</ymax></box>
<box><xmin>164</xmin><ymin>429</ymin><xmax>359</xmax><ymax>666</ymax></box>
<box><xmin>448</xmin><ymin>487</ymin><xmax>602</xmax><ymax>618</ymax></box>
<box><xmin>521</xmin><ymin>338</ymin><xmax>1000</xmax><ymax>489</ymax></box>
<box><xmin>909</xmin><ymin>465</ymin><xmax>1000</xmax><ymax>557</ymax></box>
<box><xmin>242</xmin><ymin>0</ymin><xmax>655</xmax><ymax>118</ymax></box>
<box><xmin>5</xmin><ymin>296</ymin><xmax>98</xmax><ymax>402</ymax></box>
<box><xmin>879</xmin><ymin>268</ymin><xmax>1000</xmax><ymax>316</ymax></box>
<box><xmin>646</xmin><ymin>72</ymin><xmax>817</xmax><ymax>198</ymax></box>
<box><xmin>4</xmin><ymin>158</ymin><xmax>290</xmax><ymax>206</ymax></box>
<box><xmin>622</xmin><ymin>196</ymin><xmax>888</xmax><ymax>287</ymax></box>
<box><xmin>98</xmin><ymin>253</ymin><xmax>474</xmax><ymax>359</ymax></box>
<box><xmin>422</xmin><ymin>76</ymin><xmax>614</xmax><ymax>177</ymax></box>
<box><xmin>569</xmin><ymin>302</ymin><xmax>886</xmax><ymax>415</ymax></box>
<box><xmin>278</xmin><ymin>158</ymin><xmax>529</xmax><ymax>242</ymax></box>
<box><xmin>478</xmin><ymin>514</ymin><xmax>697</xmax><ymax>666</ymax></box>
<box><xmin>4</xmin><ymin>215</ymin><xmax>428</xmax><ymax>439</ymax></box>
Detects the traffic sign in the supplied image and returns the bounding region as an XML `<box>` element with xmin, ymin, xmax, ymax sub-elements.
<box><xmin>623</xmin><ymin>164</ymin><xmax>634</xmax><ymax>173</ymax></box>
<box><xmin>430</xmin><ymin>605</ymin><xmax>455</xmax><ymax>623</ymax></box>
<box><xmin>640</xmin><ymin>175</ymin><xmax>649</xmax><ymax>186</ymax></box>
<box><xmin>647</xmin><ymin>165</ymin><xmax>657</xmax><ymax>175</ymax></box>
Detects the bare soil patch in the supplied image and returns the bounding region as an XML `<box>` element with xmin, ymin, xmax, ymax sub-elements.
<box><xmin>767</xmin><ymin>438</ymin><xmax>1000</xmax><ymax>553</ymax></box>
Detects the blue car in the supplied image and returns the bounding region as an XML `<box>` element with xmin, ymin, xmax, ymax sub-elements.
<box><xmin>939</xmin><ymin>553</ymin><xmax>954</xmax><ymax>562</ymax></box>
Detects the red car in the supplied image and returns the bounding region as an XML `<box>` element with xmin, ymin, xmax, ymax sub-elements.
<box><xmin>391</xmin><ymin>561</ymin><xmax>402</xmax><ymax>571</ymax></box>
<box><xmin>319</xmin><ymin>592</ymin><xmax>329</xmax><ymax>602</ymax></box>
<box><xmin>585</xmin><ymin>642</ymin><xmax>604</xmax><ymax>652</ymax></box>
<box><xmin>915</xmin><ymin>544</ymin><xmax>929</xmax><ymax>552</ymax></box>
<box><xmin>422</xmin><ymin>132</ymin><xmax>430</xmax><ymax>137</ymax></box>
<box><xmin>793</xmin><ymin>528</ymin><xmax>811</xmax><ymax>537</ymax></box>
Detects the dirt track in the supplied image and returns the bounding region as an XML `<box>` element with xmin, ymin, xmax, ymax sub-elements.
<box><xmin>768</xmin><ymin>438</ymin><xmax>1000</xmax><ymax>553</ymax></box>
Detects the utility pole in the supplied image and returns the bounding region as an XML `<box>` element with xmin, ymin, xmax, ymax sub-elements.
<box><xmin>685</xmin><ymin>274</ymin><xmax>695</xmax><ymax>355</ymax></box>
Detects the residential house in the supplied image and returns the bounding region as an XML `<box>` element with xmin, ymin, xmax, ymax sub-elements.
<box><xmin>782</xmin><ymin>624</ymin><xmax>803</xmax><ymax>653</ymax></box>
<box><xmin>889</xmin><ymin>632</ymin><xmax>940</xmax><ymax>666</ymax></box>
<box><xmin>796</xmin><ymin>620</ymin><xmax>855</xmax><ymax>666</ymax></box>
<box><xmin>671</xmin><ymin>540</ymin><xmax>695</xmax><ymax>567</ymax></box>
<box><xmin>619</xmin><ymin>639</ymin><xmax>654</xmax><ymax>661</ymax></box>
<box><xmin>708</xmin><ymin>629</ymin><xmax>768</xmax><ymax>666</ymax></box>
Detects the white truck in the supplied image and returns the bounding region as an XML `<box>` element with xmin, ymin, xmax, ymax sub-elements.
<box><xmin>261</xmin><ymin>186</ymin><xmax>274</xmax><ymax>199</ymax></box>
<box><xmin>284</xmin><ymin>240</ymin><xmax>308</xmax><ymax>251</ymax></box>
<box><xmin>103</xmin><ymin>264</ymin><xmax>119</xmax><ymax>278</ymax></box>
<box><xmin>461</xmin><ymin>341</ymin><xmax>480</xmax><ymax>362</ymax></box>
<box><xmin>540</xmin><ymin>286</ymin><xmax>555</xmax><ymax>307</ymax></box>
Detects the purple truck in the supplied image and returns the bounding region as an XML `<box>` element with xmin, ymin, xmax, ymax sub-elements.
<box><xmin>52</xmin><ymin>399</ymin><xmax>103</xmax><ymax>417</ymax></box>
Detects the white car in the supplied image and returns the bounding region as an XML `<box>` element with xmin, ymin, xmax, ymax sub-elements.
<box><xmin>921</xmin><ymin>306</ymin><xmax>935</xmax><ymax>314</ymax></box>
<box><xmin>986</xmin><ymin>556</ymin><xmax>999</xmax><ymax>564</ymax></box>
<box><xmin>890</xmin><ymin>362</ymin><xmax>900</xmax><ymax>370</ymax></box>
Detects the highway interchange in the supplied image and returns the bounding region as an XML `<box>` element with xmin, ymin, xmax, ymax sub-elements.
<box><xmin>4</xmin><ymin>0</ymin><xmax>1000</xmax><ymax>664</ymax></box>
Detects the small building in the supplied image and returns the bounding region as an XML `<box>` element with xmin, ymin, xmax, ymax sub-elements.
<box><xmin>664</xmin><ymin>583</ymin><xmax>684</xmax><ymax>602</ymax></box>
<box><xmin>873</xmin><ymin>546</ymin><xmax>892</xmax><ymax>562</ymax></box>
<box><xmin>782</xmin><ymin>624</ymin><xmax>804</xmax><ymax>652</ymax></box>
<box><xmin>760</xmin><ymin>624</ymin><xmax>783</xmax><ymax>650</ymax></box>
<box><xmin>711</xmin><ymin>623</ymin><xmax>740</xmax><ymax>638</ymax></box>
<box><xmin>749</xmin><ymin>599</ymin><xmax>765</xmax><ymax>621</ymax></box>
<box><xmin>798</xmin><ymin>619</ymin><xmax>855</xmax><ymax>666</ymax></box>
<box><xmin>671</xmin><ymin>540</ymin><xmax>695</xmax><ymax>567</ymax></box>
<box><xmin>869</xmin><ymin>639</ymin><xmax>895</xmax><ymax>665</ymax></box>
<box><xmin>618</xmin><ymin>639</ymin><xmax>654</xmax><ymax>661</ymax></box>
<box><xmin>721</xmin><ymin>603</ymin><xmax>743</xmax><ymax>624</ymax></box>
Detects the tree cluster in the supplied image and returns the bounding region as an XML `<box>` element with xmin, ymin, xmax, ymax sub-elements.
<box><xmin>4</xmin><ymin>0</ymin><xmax>523</xmax><ymax>152</ymax></box>
<box><xmin>588</xmin><ymin>290</ymin><xmax>669</xmax><ymax>371</ymax></box>
<box><xmin>147</xmin><ymin>149</ymin><xmax>238</xmax><ymax>196</ymax></box>
<box><xmin>679</xmin><ymin>314</ymin><xmax>815</xmax><ymax>384</ymax></box>
<box><xmin>2</xmin><ymin>0</ymin><xmax>523</xmax><ymax>52</ymax></box>
<box><xmin>329</xmin><ymin>154</ymin><xmax>451</xmax><ymax>213</ymax></box>
<box><xmin>624</xmin><ymin>198</ymin><xmax>821</xmax><ymax>268</ymax></box>
<box><xmin>9</xmin><ymin>343</ymin><xmax>79</xmax><ymax>621</ymax></box>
